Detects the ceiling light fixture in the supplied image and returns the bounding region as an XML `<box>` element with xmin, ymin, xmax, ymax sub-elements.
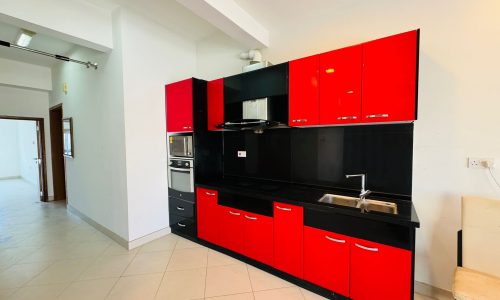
<box><xmin>15</xmin><ymin>29</ymin><xmax>36</xmax><ymax>47</ymax></box>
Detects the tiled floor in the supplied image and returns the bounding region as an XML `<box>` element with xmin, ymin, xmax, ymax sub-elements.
<box><xmin>0</xmin><ymin>179</ymin><xmax>436</xmax><ymax>299</ymax></box>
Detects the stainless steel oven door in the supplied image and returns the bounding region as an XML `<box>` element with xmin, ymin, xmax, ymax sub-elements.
<box><xmin>168</xmin><ymin>165</ymin><xmax>194</xmax><ymax>193</ymax></box>
<box><xmin>168</xmin><ymin>135</ymin><xmax>193</xmax><ymax>158</ymax></box>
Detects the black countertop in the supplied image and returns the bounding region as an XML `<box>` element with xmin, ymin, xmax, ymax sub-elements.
<box><xmin>196</xmin><ymin>177</ymin><xmax>420</xmax><ymax>228</ymax></box>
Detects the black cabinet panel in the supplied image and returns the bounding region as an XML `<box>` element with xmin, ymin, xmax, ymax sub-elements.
<box><xmin>169</xmin><ymin>197</ymin><xmax>195</xmax><ymax>219</ymax></box>
<box><xmin>170</xmin><ymin>214</ymin><xmax>196</xmax><ymax>237</ymax></box>
<box><xmin>218</xmin><ymin>191</ymin><xmax>274</xmax><ymax>217</ymax></box>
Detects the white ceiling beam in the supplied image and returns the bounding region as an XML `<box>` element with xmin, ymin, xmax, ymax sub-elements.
<box><xmin>177</xmin><ymin>0</ymin><xmax>269</xmax><ymax>48</ymax></box>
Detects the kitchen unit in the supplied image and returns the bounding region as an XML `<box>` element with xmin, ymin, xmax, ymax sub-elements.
<box><xmin>166</xmin><ymin>30</ymin><xmax>420</xmax><ymax>300</ymax></box>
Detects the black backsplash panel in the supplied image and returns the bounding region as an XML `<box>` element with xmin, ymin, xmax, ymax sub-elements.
<box><xmin>223</xmin><ymin>124</ymin><xmax>413</xmax><ymax>197</ymax></box>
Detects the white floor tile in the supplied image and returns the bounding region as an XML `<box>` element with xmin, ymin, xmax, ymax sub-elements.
<box><xmin>106</xmin><ymin>273</ymin><xmax>162</xmax><ymax>300</ymax></box>
<box><xmin>205</xmin><ymin>264</ymin><xmax>252</xmax><ymax>298</ymax></box>
<box><xmin>155</xmin><ymin>267</ymin><xmax>206</xmax><ymax>299</ymax></box>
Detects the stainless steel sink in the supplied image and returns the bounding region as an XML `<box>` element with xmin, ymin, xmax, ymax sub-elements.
<box><xmin>317</xmin><ymin>194</ymin><xmax>398</xmax><ymax>215</ymax></box>
<box><xmin>317</xmin><ymin>194</ymin><xmax>358</xmax><ymax>207</ymax></box>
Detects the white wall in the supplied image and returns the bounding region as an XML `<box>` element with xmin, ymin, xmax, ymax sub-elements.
<box><xmin>120</xmin><ymin>9</ymin><xmax>197</xmax><ymax>241</ymax></box>
<box><xmin>196</xmin><ymin>0</ymin><xmax>500</xmax><ymax>291</ymax></box>
<box><xmin>0</xmin><ymin>86</ymin><xmax>54</xmax><ymax>196</ymax></box>
<box><xmin>0</xmin><ymin>119</ymin><xmax>20</xmax><ymax>179</ymax></box>
<box><xmin>0</xmin><ymin>58</ymin><xmax>52</xmax><ymax>91</ymax></box>
<box><xmin>50</xmin><ymin>9</ymin><xmax>129</xmax><ymax>240</ymax></box>
<box><xmin>17</xmin><ymin>120</ymin><xmax>39</xmax><ymax>185</ymax></box>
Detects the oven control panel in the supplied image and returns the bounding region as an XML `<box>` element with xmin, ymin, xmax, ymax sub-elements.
<box><xmin>169</xmin><ymin>159</ymin><xmax>193</xmax><ymax>168</ymax></box>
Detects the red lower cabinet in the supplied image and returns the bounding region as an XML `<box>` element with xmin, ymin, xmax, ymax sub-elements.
<box><xmin>218</xmin><ymin>206</ymin><xmax>245</xmax><ymax>254</ymax></box>
<box><xmin>304</xmin><ymin>226</ymin><xmax>350</xmax><ymax>297</ymax></box>
<box><xmin>242</xmin><ymin>212</ymin><xmax>274</xmax><ymax>265</ymax></box>
<box><xmin>196</xmin><ymin>188</ymin><xmax>219</xmax><ymax>244</ymax></box>
<box><xmin>274</xmin><ymin>202</ymin><xmax>303</xmax><ymax>278</ymax></box>
<box><xmin>350</xmin><ymin>238</ymin><xmax>412</xmax><ymax>300</ymax></box>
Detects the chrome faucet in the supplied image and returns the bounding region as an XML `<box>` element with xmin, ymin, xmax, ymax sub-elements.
<box><xmin>346</xmin><ymin>174</ymin><xmax>371</xmax><ymax>212</ymax></box>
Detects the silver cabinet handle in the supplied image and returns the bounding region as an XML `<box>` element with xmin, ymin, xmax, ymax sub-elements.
<box><xmin>244</xmin><ymin>215</ymin><xmax>257</xmax><ymax>220</ymax></box>
<box><xmin>325</xmin><ymin>235</ymin><xmax>346</xmax><ymax>243</ymax></box>
<box><xmin>229</xmin><ymin>211</ymin><xmax>240</xmax><ymax>216</ymax></box>
<box><xmin>205</xmin><ymin>192</ymin><xmax>216</xmax><ymax>196</ymax></box>
<box><xmin>182</xmin><ymin>126</ymin><xmax>192</xmax><ymax>129</ymax></box>
<box><xmin>177</xmin><ymin>222</ymin><xmax>186</xmax><ymax>227</ymax></box>
<box><xmin>176</xmin><ymin>206</ymin><xmax>185</xmax><ymax>211</ymax></box>
<box><xmin>366</xmin><ymin>114</ymin><xmax>389</xmax><ymax>119</ymax></box>
<box><xmin>355</xmin><ymin>243</ymin><xmax>379</xmax><ymax>252</ymax></box>
<box><xmin>276</xmin><ymin>206</ymin><xmax>291</xmax><ymax>211</ymax></box>
<box><xmin>292</xmin><ymin>119</ymin><xmax>308</xmax><ymax>123</ymax></box>
<box><xmin>168</xmin><ymin>167</ymin><xmax>191</xmax><ymax>172</ymax></box>
<box><xmin>337</xmin><ymin>116</ymin><xmax>358</xmax><ymax>120</ymax></box>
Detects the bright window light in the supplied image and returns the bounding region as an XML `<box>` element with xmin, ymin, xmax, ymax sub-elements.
<box><xmin>15</xmin><ymin>29</ymin><xmax>36</xmax><ymax>47</ymax></box>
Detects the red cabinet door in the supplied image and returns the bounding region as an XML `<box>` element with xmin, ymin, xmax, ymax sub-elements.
<box><xmin>350</xmin><ymin>238</ymin><xmax>412</xmax><ymax>300</ymax></box>
<box><xmin>207</xmin><ymin>78</ymin><xmax>224</xmax><ymax>131</ymax></box>
<box><xmin>196</xmin><ymin>188</ymin><xmax>219</xmax><ymax>244</ymax></box>
<box><xmin>361</xmin><ymin>30</ymin><xmax>419</xmax><ymax>123</ymax></box>
<box><xmin>273</xmin><ymin>202</ymin><xmax>303</xmax><ymax>278</ymax></box>
<box><xmin>242</xmin><ymin>212</ymin><xmax>274</xmax><ymax>265</ymax></box>
<box><xmin>166</xmin><ymin>78</ymin><xmax>193</xmax><ymax>132</ymax></box>
<box><xmin>289</xmin><ymin>55</ymin><xmax>319</xmax><ymax>126</ymax></box>
<box><xmin>218</xmin><ymin>206</ymin><xmax>245</xmax><ymax>254</ymax></box>
<box><xmin>303</xmin><ymin>226</ymin><xmax>350</xmax><ymax>297</ymax></box>
<box><xmin>319</xmin><ymin>45</ymin><xmax>363</xmax><ymax>125</ymax></box>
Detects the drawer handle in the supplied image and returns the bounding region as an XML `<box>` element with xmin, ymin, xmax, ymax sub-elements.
<box><xmin>205</xmin><ymin>192</ymin><xmax>216</xmax><ymax>196</ymax></box>
<box><xmin>292</xmin><ymin>119</ymin><xmax>308</xmax><ymax>123</ymax></box>
<box><xmin>182</xmin><ymin>126</ymin><xmax>192</xmax><ymax>129</ymax></box>
<box><xmin>244</xmin><ymin>215</ymin><xmax>257</xmax><ymax>220</ymax></box>
<box><xmin>355</xmin><ymin>243</ymin><xmax>379</xmax><ymax>252</ymax></box>
<box><xmin>176</xmin><ymin>206</ymin><xmax>185</xmax><ymax>211</ymax></box>
<box><xmin>229</xmin><ymin>211</ymin><xmax>240</xmax><ymax>216</ymax></box>
<box><xmin>276</xmin><ymin>205</ymin><xmax>291</xmax><ymax>211</ymax></box>
<box><xmin>177</xmin><ymin>222</ymin><xmax>186</xmax><ymax>227</ymax></box>
<box><xmin>325</xmin><ymin>235</ymin><xmax>346</xmax><ymax>243</ymax></box>
<box><xmin>337</xmin><ymin>116</ymin><xmax>358</xmax><ymax>120</ymax></box>
<box><xmin>366</xmin><ymin>114</ymin><xmax>389</xmax><ymax>119</ymax></box>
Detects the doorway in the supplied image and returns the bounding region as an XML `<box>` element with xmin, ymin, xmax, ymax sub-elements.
<box><xmin>49</xmin><ymin>104</ymin><xmax>67</xmax><ymax>201</ymax></box>
<box><xmin>0</xmin><ymin>116</ymin><xmax>48</xmax><ymax>201</ymax></box>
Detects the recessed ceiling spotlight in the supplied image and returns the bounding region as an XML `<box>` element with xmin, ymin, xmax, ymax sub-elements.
<box><xmin>15</xmin><ymin>29</ymin><xmax>36</xmax><ymax>47</ymax></box>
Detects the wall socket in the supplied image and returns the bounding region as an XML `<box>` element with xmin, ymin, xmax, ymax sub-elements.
<box><xmin>238</xmin><ymin>151</ymin><xmax>247</xmax><ymax>158</ymax></box>
<box><xmin>468</xmin><ymin>157</ymin><xmax>495</xmax><ymax>169</ymax></box>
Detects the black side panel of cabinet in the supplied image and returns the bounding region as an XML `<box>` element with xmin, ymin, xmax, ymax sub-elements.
<box><xmin>304</xmin><ymin>206</ymin><xmax>412</xmax><ymax>250</ymax></box>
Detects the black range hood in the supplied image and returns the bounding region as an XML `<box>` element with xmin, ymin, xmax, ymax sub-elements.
<box><xmin>219</xmin><ymin>62</ymin><xmax>289</xmax><ymax>132</ymax></box>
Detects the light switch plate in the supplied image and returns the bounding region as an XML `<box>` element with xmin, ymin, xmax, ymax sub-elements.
<box><xmin>238</xmin><ymin>151</ymin><xmax>246</xmax><ymax>158</ymax></box>
<box><xmin>468</xmin><ymin>157</ymin><xmax>495</xmax><ymax>169</ymax></box>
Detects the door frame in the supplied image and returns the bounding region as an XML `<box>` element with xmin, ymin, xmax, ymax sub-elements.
<box><xmin>0</xmin><ymin>115</ymin><xmax>48</xmax><ymax>202</ymax></box>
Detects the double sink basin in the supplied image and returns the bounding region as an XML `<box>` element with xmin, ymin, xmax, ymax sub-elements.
<box><xmin>318</xmin><ymin>194</ymin><xmax>398</xmax><ymax>215</ymax></box>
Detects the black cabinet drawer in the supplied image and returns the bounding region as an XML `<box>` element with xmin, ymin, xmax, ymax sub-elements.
<box><xmin>169</xmin><ymin>197</ymin><xmax>195</xmax><ymax>219</ymax></box>
<box><xmin>170</xmin><ymin>214</ymin><xmax>196</xmax><ymax>237</ymax></box>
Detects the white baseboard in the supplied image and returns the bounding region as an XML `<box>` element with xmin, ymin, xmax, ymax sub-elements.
<box><xmin>67</xmin><ymin>204</ymin><xmax>171</xmax><ymax>250</ymax></box>
<box><xmin>415</xmin><ymin>281</ymin><xmax>453</xmax><ymax>299</ymax></box>
<box><xmin>0</xmin><ymin>176</ymin><xmax>21</xmax><ymax>180</ymax></box>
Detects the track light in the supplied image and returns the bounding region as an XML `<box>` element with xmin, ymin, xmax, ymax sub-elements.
<box><xmin>15</xmin><ymin>29</ymin><xmax>36</xmax><ymax>47</ymax></box>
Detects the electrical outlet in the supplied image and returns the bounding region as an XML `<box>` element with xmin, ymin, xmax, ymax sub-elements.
<box><xmin>468</xmin><ymin>157</ymin><xmax>495</xmax><ymax>169</ymax></box>
<box><xmin>238</xmin><ymin>151</ymin><xmax>246</xmax><ymax>158</ymax></box>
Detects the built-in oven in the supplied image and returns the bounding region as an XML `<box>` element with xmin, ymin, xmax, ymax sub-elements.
<box><xmin>167</xmin><ymin>158</ymin><xmax>194</xmax><ymax>201</ymax></box>
<box><xmin>168</xmin><ymin>134</ymin><xmax>193</xmax><ymax>158</ymax></box>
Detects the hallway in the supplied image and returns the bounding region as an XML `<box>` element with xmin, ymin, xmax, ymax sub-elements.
<box><xmin>0</xmin><ymin>179</ymin><xmax>434</xmax><ymax>300</ymax></box>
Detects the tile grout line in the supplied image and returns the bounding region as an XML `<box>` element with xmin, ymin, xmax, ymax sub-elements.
<box><xmin>152</xmin><ymin>235</ymin><xmax>179</xmax><ymax>299</ymax></box>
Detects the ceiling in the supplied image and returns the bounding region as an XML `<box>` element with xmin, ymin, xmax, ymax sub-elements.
<box><xmin>0</xmin><ymin>21</ymin><xmax>76</xmax><ymax>67</ymax></box>
<box><xmin>84</xmin><ymin>0</ymin><xmax>220</xmax><ymax>42</ymax></box>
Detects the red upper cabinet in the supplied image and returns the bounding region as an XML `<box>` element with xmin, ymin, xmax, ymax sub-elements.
<box><xmin>242</xmin><ymin>212</ymin><xmax>274</xmax><ymax>265</ymax></box>
<box><xmin>218</xmin><ymin>206</ymin><xmax>245</xmax><ymax>254</ymax></box>
<box><xmin>196</xmin><ymin>188</ymin><xmax>219</xmax><ymax>245</ymax></box>
<box><xmin>274</xmin><ymin>202</ymin><xmax>303</xmax><ymax>278</ymax></box>
<box><xmin>361</xmin><ymin>30</ymin><xmax>419</xmax><ymax>123</ymax></box>
<box><xmin>303</xmin><ymin>226</ymin><xmax>350</xmax><ymax>297</ymax></box>
<box><xmin>350</xmin><ymin>238</ymin><xmax>412</xmax><ymax>300</ymax></box>
<box><xmin>319</xmin><ymin>45</ymin><xmax>363</xmax><ymax>125</ymax></box>
<box><xmin>289</xmin><ymin>55</ymin><xmax>320</xmax><ymax>126</ymax></box>
<box><xmin>166</xmin><ymin>78</ymin><xmax>193</xmax><ymax>132</ymax></box>
<box><xmin>207</xmin><ymin>78</ymin><xmax>224</xmax><ymax>131</ymax></box>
